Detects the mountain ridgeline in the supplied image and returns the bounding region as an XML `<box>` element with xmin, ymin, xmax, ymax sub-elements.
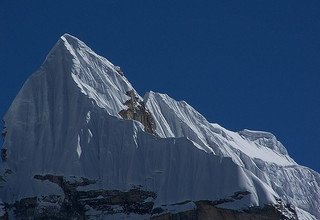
<box><xmin>0</xmin><ymin>34</ymin><xmax>319</xmax><ymax>220</ymax></box>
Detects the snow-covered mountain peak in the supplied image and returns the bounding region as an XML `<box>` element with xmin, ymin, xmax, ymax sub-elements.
<box><xmin>46</xmin><ymin>33</ymin><xmax>84</xmax><ymax>61</ymax></box>
<box><xmin>60</xmin><ymin>33</ymin><xmax>83</xmax><ymax>47</ymax></box>
<box><xmin>41</xmin><ymin>33</ymin><xmax>141</xmax><ymax>118</ymax></box>
<box><xmin>1</xmin><ymin>34</ymin><xmax>319</xmax><ymax>220</ymax></box>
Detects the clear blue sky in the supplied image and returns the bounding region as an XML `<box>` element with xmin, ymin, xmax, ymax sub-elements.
<box><xmin>1</xmin><ymin>1</ymin><xmax>319</xmax><ymax>172</ymax></box>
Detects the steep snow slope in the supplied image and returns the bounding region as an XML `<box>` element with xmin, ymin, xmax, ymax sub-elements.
<box><xmin>144</xmin><ymin>92</ymin><xmax>320</xmax><ymax>220</ymax></box>
<box><xmin>1</xmin><ymin>34</ymin><xmax>319</xmax><ymax>219</ymax></box>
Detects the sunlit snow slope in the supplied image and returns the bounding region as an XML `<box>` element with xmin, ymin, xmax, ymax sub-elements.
<box><xmin>1</xmin><ymin>34</ymin><xmax>319</xmax><ymax>220</ymax></box>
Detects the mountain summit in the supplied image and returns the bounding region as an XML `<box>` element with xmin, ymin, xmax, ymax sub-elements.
<box><xmin>1</xmin><ymin>34</ymin><xmax>319</xmax><ymax>219</ymax></box>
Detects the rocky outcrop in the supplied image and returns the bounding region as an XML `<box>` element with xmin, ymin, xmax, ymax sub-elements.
<box><xmin>1</xmin><ymin>121</ymin><xmax>7</xmax><ymax>162</ymax></box>
<box><xmin>119</xmin><ymin>90</ymin><xmax>156</xmax><ymax>134</ymax></box>
<box><xmin>1</xmin><ymin>175</ymin><xmax>297</xmax><ymax>219</ymax></box>
<box><xmin>153</xmin><ymin>200</ymin><xmax>298</xmax><ymax>220</ymax></box>
<box><xmin>1</xmin><ymin>120</ymin><xmax>6</xmax><ymax>140</ymax></box>
<box><xmin>0</xmin><ymin>169</ymin><xmax>11</xmax><ymax>189</ymax></box>
<box><xmin>0</xmin><ymin>149</ymin><xmax>7</xmax><ymax>162</ymax></box>
<box><xmin>2</xmin><ymin>174</ymin><xmax>157</xmax><ymax>219</ymax></box>
<box><xmin>114</xmin><ymin>65</ymin><xmax>124</xmax><ymax>76</ymax></box>
<box><xmin>152</xmin><ymin>191</ymin><xmax>297</xmax><ymax>220</ymax></box>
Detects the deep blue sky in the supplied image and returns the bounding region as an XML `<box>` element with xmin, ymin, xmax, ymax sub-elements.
<box><xmin>1</xmin><ymin>1</ymin><xmax>319</xmax><ymax>172</ymax></box>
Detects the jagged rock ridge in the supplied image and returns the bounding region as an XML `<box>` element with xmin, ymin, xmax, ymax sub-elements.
<box><xmin>119</xmin><ymin>90</ymin><xmax>156</xmax><ymax>134</ymax></box>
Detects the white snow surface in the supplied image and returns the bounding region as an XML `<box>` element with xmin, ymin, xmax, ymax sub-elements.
<box><xmin>1</xmin><ymin>34</ymin><xmax>319</xmax><ymax>220</ymax></box>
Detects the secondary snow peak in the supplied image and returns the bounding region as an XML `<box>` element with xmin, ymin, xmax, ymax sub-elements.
<box><xmin>238</xmin><ymin>129</ymin><xmax>288</xmax><ymax>155</ymax></box>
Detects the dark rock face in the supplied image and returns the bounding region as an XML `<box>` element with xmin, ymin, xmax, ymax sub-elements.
<box><xmin>1</xmin><ymin>120</ymin><xmax>7</xmax><ymax>162</ymax></box>
<box><xmin>119</xmin><ymin>90</ymin><xmax>156</xmax><ymax>134</ymax></box>
<box><xmin>200</xmin><ymin>191</ymin><xmax>251</xmax><ymax>207</ymax></box>
<box><xmin>0</xmin><ymin>149</ymin><xmax>7</xmax><ymax>162</ymax></box>
<box><xmin>153</xmin><ymin>201</ymin><xmax>298</xmax><ymax>220</ymax></box>
<box><xmin>1</xmin><ymin>174</ymin><xmax>298</xmax><ymax>219</ymax></box>
<box><xmin>9</xmin><ymin>197</ymin><xmax>39</xmax><ymax>219</ymax></box>
<box><xmin>152</xmin><ymin>191</ymin><xmax>297</xmax><ymax>220</ymax></box>
<box><xmin>1</xmin><ymin>120</ymin><xmax>6</xmax><ymax>141</ymax></box>
<box><xmin>3</xmin><ymin>174</ymin><xmax>157</xmax><ymax>219</ymax></box>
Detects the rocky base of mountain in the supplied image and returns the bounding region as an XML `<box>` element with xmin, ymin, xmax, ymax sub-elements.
<box><xmin>0</xmin><ymin>174</ymin><xmax>298</xmax><ymax>219</ymax></box>
<box><xmin>153</xmin><ymin>191</ymin><xmax>297</xmax><ymax>220</ymax></box>
<box><xmin>1</xmin><ymin>174</ymin><xmax>156</xmax><ymax>219</ymax></box>
<box><xmin>153</xmin><ymin>201</ymin><xmax>297</xmax><ymax>220</ymax></box>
